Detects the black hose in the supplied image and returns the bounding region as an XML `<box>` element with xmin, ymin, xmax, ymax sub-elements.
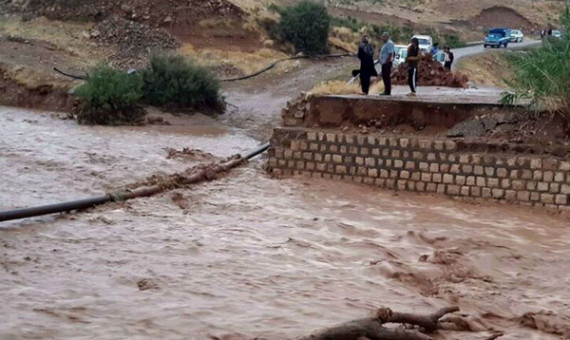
<box><xmin>53</xmin><ymin>67</ymin><xmax>88</xmax><ymax>80</ymax></box>
<box><xmin>0</xmin><ymin>143</ymin><xmax>270</xmax><ymax>223</ymax></box>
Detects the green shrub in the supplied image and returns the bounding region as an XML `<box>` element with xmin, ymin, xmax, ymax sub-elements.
<box><xmin>74</xmin><ymin>64</ymin><xmax>144</xmax><ymax>125</ymax></box>
<box><xmin>142</xmin><ymin>54</ymin><xmax>224</xmax><ymax>113</ymax></box>
<box><xmin>275</xmin><ymin>1</ymin><xmax>330</xmax><ymax>54</ymax></box>
<box><xmin>501</xmin><ymin>4</ymin><xmax>570</xmax><ymax>120</ymax></box>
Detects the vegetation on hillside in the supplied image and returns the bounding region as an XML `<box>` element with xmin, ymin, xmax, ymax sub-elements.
<box><xmin>75</xmin><ymin>65</ymin><xmax>145</xmax><ymax>125</ymax></box>
<box><xmin>502</xmin><ymin>4</ymin><xmax>570</xmax><ymax>120</ymax></box>
<box><xmin>273</xmin><ymin>1</ymin><xmax>330</xmax><ymax>54</ymax></box>
<box><xmin>75</xmin><ymin>55</ymin><xmax>224</xmax><ymax>125</ymax></box>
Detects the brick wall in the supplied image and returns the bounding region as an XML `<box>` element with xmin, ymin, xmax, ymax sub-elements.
<box><xmin>267</xmin><ymin>127</ymin><xmax>570</xmax><ymax>209</ymax></box>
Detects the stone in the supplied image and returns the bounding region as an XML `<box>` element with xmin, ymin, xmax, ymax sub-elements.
<box><xmin>429</xmin><ymin>163</ymin><xmax>439</xmax><ymax>172</ymax></box>
<box><xmin>394</xmin><ymin>160</ymin><xmax>404</xmax><ymax>168</ymax></box>
<box><xmin>307</xmin><ymin>132</ymin><xmax>317</xmax><ymax>141</ymax></box>
<box><xmin>521</xmin><ymin>169</ymin><xmax>533</xmax><ymax>179</ymax></box>
<box><xmin>412</xmin><ymin>172</ymin><xmax>421</xmax><ymax>181</ymax></box>
<box><xmin>462</xmin><ymin>164</ymin><xmax>473</xmax><ymax>174</ymax></box>
<box><xmin>445</xmin><ymin>141</ymin><xmax>457</xmax><ymax>151</ymax></box>
<box><xmin>306</xmin><ymin>162</ymin><xmax>315</xmax><ymax>170</ymax></box>
<box><xmin>447</xmin><ymin>185</ymin><xmax>460</xmax><ymax>195</ymax></box>
<box><xmin>550</xmin><ymin>183</ymin><xmax>560</xmax><ymax>193</ymax></box>
<box><xmin>530</xmin><ymin>192</ymin><xmax>540</xmax><ymax>201</ymax></box>
<box><xmin>433</xmin><ymin>173</ymin><xmax>442</xmax><ymax>183</ymax></box>
<box><xmin>555</xmin><ymin>172</ymin><xmax>565</xmax><ymax>182</ymax></box>
<box><xmin>440</xmin><ymin>164</ymin><xmax>450</xmax><ymax>172</ymax></box>
<box><xmin>517</xmin><ymin>191</ymin><xmax>530</xmax><ymax>201</ymax></box>
<box><xmin>541</xmin><ymin>193</ymin><xmax>555</xmax><ymax>204</ymax></box>
<box><xmin>556</xmin><ymin>194</ymin><xmax>568</xmax><ymax>205</ymax></box>
<box><xmin>443</xmin><ymin>174</ymin><xmax>454</xmax><ymax>184</ymax></box>
<box><xmin>333</xmin><ymin>155</ymin><xmax>343</xmax><ymax>163</ymax></box>
<box><xmin>459</xmin><ymin>155</ymin><xmax>470</xmax><ymax>164</ymax></box>
<box><xmin>456</xmin><ymin>175</ymin><xmax>466</xmax><ymax>185</ymax></box>
<box><xmin>474</xmin><ymin>166</ymin><xmax>484</xmax><ymax>176</ymax></box>
<box><xmin>434</xmin><ymin>141</ymin><xmax>444</xmax><ymax>150</ymax></box>
<box><xmin>527</xmin><ymin>181</ymin><xmax>537</xmax><ymax>190</ymax></box>
<box><xmin>419</xmin><ymin>162</ymin><xmax>429</xmax><ymax>171</ymax></box>
<box><xmin>296</xmin><ymin>161</ymin><xmax>305</xmax><ymax>170</ymax></box>
<box><xmin>543</xmin><ymin>171</ymin><xmax>554</xmax><ymax>182</ymax></box>
<box><xmin>482</xmin><ymin>188</ymin><xmax>492</xmax><ymax>198</ymax></box>
<box><xmin>450</xmin><ymin>164</ymin><xmax>461</xmax><ymax>174</ymax></box>
<box><xmin>310</xmin><ymin>143</ymin><xmax>319</xmax><ymax>151</ymax></box>
<box><xmin>400</xmin><ymin>138</ymin><xmax>409</xmax><ymax>148</ymax></box>
<box><xmin>530</xmin><ymin>158</ymin><xmax>542</xmax><ymax>169</ymax></box>
<box><xmin>397</xmin><ymin>180</ymin><xmax>407</xmax><ymax>190</ymax></box>
<box><xmin>484</xmin><ymin>167</ymin><xmax>495</xmax><ymax>176</ymax></box>
<box><xmin>294</xmin><ymin>151</ymin><xmax>302</xmax><ymax>159</ymax></box>
<box><xmin>412</xmin><ymin>152</ymin><xmax>424</xmax><ymax>160</ymax></box>
<box><xmin>492</xmin><ymin>188</ymin><xmax>504</xmax><ymax>199</ymax></box>
<box><xmin>561</xmin><ymin>184</ymin><xmax>570</xmax><ymax>194</ymax></box>
<box><xmin>488</xmin><ymin>178</ymin><xmax>499</xmax><ymax>188</ymax></box>
<box><xmin>405</xmin><ymin>161</ymin><xmax>416</xmax><ymax>170</ymax></box>
<box><xmin>446</xmin><ymin>119</ymin><xmax>486</xmax><ymax>137</ymax></box>
<box><xmin>505</xmin><ymin>190</ymin><xmax>517</xmax><ymax>201</ymax></box>
<box><xmin>476</xmin><ymin>177</ymin><xmax>486</xmax><ymax>187</ymax></box>
<box><xmin>372</xmin><ymin>148</ymin><xmax>380</xmax><ymax>156</ymax></box>
<box><xmin>416</xmin><ymin>182</ymin><xmax>426</xmax><ymax>192</ymax></box>
<box><xmin>537</xmin><ymin>182</ymin><xmax>549</xmax><ymax>192</ymax></box>
<box><xmin>380</xmin><ymin>169</ymin><xmax>389</xmax><ymax>178</ymax></box>
<box><xmin>368</xmin><ymin>168</ymin><xmax>378</xmax><ymax>177</ymax></box>
<box><xmin>427</xmin><ymin>153</ymin><xmax>436</xmax><ymax>161</ymax></box>
<box><xmin>533</xmin><ymin>170</ymin><xmax>543</xmax><ymax>181</ymax></box>
<box><xmin>497</xmin><ymin>168</ymin><xmax>508</xmax><ymax>178</ymax></box>
<box><xmin>365</xmin><ymin>157</ymin><xmax>376</xmax><ymax>167</ymax></box>
<box><xmin>560</xmin><ymin>161</ymin><xmax>570</xmax><ymax>171</ymax></box>
<box><xmin>426</xmin><ymin>183</ymin><xmax>437</xmax><ymax>192</ymax></box>
<box><xmin>361</xmin><ymin>147</ymin><xmax>370</xmax><ymax>155</ymax></box>
<box><xmin>356</xmin><ymin>157</ymin><xmax>364</xmax><ymax>165</ymax></box>
<box><xmin>303</xmin><ymin>152</ymin><xmax>312</xmax><ymax>160</ymax></box>
<box><xmin>466</xmin><ymin>176</ymin><xmax>475</xmax><ymax>186</ymax></box>
<box><xmin>461</xmin><ymin>186</ymin><xmax>470</xmax><ymax>196</ymax></box>
<box><xmin>501</xmin><ymin>179</ymin><xmax>511</xmax><ymax>189</ymax></box>
<box><xmin>326</xmin><ymin>133</ymin><xmax>336</xmax><ymax>142</ymax></box>
<box><xmin>401</xmin><ymin>171</ymin><xmax>410</xmax><ymax>179</ymax></box>
<box><xmin>421</xmin><ymin>173</ymin><xmax>432</xmax><ymax>182</ymax></box>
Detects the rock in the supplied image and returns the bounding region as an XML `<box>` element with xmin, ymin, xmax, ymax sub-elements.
<box><xmin>163</xmin><ymin>15</ymin><xmax>172</xmax><ymax>23</ymax></box>
<box><xmin>90</xmin><ymin>30</ymin><xmax>100</xmax><ymax>38</ymax></box>
<box><xmin>137</xmin><ymin>278</ymin><xmax>159</xmax><ymax>290</ymax></box>
<box><xmin>447</xmin><ymin>119</ymin><xmax>486</xmax><ymax>138</ymax></box>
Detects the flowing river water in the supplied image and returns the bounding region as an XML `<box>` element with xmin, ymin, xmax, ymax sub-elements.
<box><xmin>1</xmin><ymin>96</ymin><xmax>570</xmax><ymax>340</ymax></box>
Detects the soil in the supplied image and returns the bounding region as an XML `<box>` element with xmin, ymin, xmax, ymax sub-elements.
<box><xmin>469</xmin><ymin>6</ymin><xmax>538</xmax><ymax>32</ymax></box>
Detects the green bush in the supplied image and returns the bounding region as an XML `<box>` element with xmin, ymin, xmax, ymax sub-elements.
<box><xmin>74</xmin><ymin>65</ymin><xmax>144</xmax><ymax>125</ymax></box>
<box><xmin>142</xmin><ymin>54</ymin><xmax>224</xmax><ymax>113</ymax></box>
<box><xmin>501</xmin><ymin>4</ymin><xmax>570</xmax><ymax>120</ymax></box>
<box><xmin>275</xmin><ymin>1</ymin><xmax>330</xmax><ymax>54</ymax></box>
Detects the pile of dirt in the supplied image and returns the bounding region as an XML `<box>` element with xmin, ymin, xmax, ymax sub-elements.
<box><xmin>470</xmin><ymin>6</ymin><xmax>537</xmax><ymax>32</ymax></box>
<box><xmin>391</xmin><ymin>57</ymin><xmax>469</xmax><ymax>88</ymax></box>
<box><xmin>93</xmin><ymin>16</ymin><xmax>179</xmax><ymax>63</ymax></box>
<box><xmin>11</xmin><ymin>0</ymin><xmax>243</xmax><ymax>28</ymax></box>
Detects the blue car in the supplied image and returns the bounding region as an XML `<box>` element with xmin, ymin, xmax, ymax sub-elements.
<box><xmin>484</xmin><ymin>28</ymin><xmax>511</xmax><ymax>48</ymax></box>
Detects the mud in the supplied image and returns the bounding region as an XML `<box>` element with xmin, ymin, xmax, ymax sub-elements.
<box><xmin>2</xmin><ymin>104</ymin><xmax>570</xmax><ymax>340</ymax></box>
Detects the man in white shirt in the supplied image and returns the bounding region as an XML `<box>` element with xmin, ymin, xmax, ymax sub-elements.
<box><xmin>379</xmin><ymin>32</ymin><xmax>395</xmax><ymax>95</ymax></box>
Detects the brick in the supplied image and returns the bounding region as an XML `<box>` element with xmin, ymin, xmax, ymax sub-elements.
<box><xmin>433</xmin><ymin>173</ymin><xmax>442</xmax><ymax>183</ymax></box>
<box><xmin>505</xmin><ymin>190</ymin><xmax>517</xmax><ymax>201</ymax></box>
<box><xmin>530</xmin><ymin>192</ymin><xmax>540</xmax><ymax>201</ymax></box>
<box><xmin>419</xmin><ymin>139</ymin><xmax>432</xmax><ymax>149</ymax></box>
<box><xmin>472</xmin><ymin>155</ymin><xmax>482</xmax><ymax>164</ymax></box>
<box><xmin>401</xmin><ymin>170</ymin><xmax>411</xmax><ymax>179</ymax></box>
<box><xmin>322</xmin><ymin>173</ymin><xmax>332</xmax><ymax>179</ymax></box>
<box><xmin>459</xmin><ymin>155</ymin><xmax>470</xmax><ymax>164</ymax></box>
<box><xmin>306</xmin><ymin>162</ymin><xmax>315</xmax><ymax>170</ymax></box>
<box><xmin>328</xmin><ymin>164</ymin><xmax>336</xmax><ymax>173</ymax></box>
<box><xmin>296</xmin><ymin>161</ymin><xmax>305</xmax><ymax>170</ymax></box>
<box><xmin>320</xmin><ymin>145</ymin><xmax>327</xmax><ymax>152</ymax></box>
<box><xmin>412</xmin><ymin>151</ymin><xmax>424</xmax><ymax>160</ymax></box>
<box><xmin>407</xmin><ymin>181</ymin><xmax>415</xmax><ymax>191</ymax></box>
<box><xmin>440</xmin><ymin>164</ymin><xmax>450</xmax><ymax>173</ymax></box>
<box><xmin>555</xmin><ymin>172</ymin><xmax>565</xmax><ymax>182</ymax></box>
<box><xmin>309</xmin><ymin>143</ymin><xmax>319</xmax><ymax>151</ymax></box>
<box><xmin>450</xmin><ymin>164</ymin><xmax>461</xmax><ymax>174</ymax></box>
<box><xmin>317</xmin><ymin>132</ymin><xmax>326</xmax><ymax>141</ymax></box>
<box><xmin>394</xmin><ymin>160</ymin><xmax>404</xmax><ymax>168</ymax></box>
<box><xmin>497</xmin><ymin>168</ymin><xmax>508</xmax><ymax>178</ymax></box>
<box><xmin>284</xmin><ymin>149</ymin><xmax>293</xmax><ymax>159</ymax></box>
<box><xmin>541</xmin><ymin>193</ymin><xmax>555</xmax><ymax>204</ymax></box>
<box><xmin>427</xmin><ymin>153</ymin><xmax>437</xmax><ymax>161</ymax></box>
<box><xmin>325</xmin><ymin>133</ymin><xmax>336</xmax><ymax>142</ymax></box>
<box><xmin>447</xmin><ymin>185</ymin><xmax>460</xmax><ymax>195</ymax></box>
<box><xmin>483</xmin><ymin>156</ymin><xmax>495</xmax><ymax>165</ymax></box>
<box><xmin>416</xmin><ymin>182</ymin><xmax>426</xmax><ymax>192</ymax></box>
<box><xmin>537</xmin><ymin>182</ymin><xmax>549</xmax><ymax>192</ymax></box>
<box><xmin>527</xmin><ymin>181</ymin><xmax>537</xmax><ymax>190</ymax></box>
<box><xmin>521</xmin><ymin>169</ymin><xmax>532</xmax><ymax>179</ymax></box>
<box><xmin>530</xmin><ymin>158</ymin><xmax>542</xmax><ymax>169</ymax></box>
<box><xmin>353</xmin><ymin>176</ymin><xmax>362</xmax><ymax>183</ymax></box>
<box><xmin>556</xmin><ymin>194</ymin><xmax>568</xmax><ymax>205</ymax></box>
<box><xmin>365</xmin><ymin>157</ymin><xmax>376</xmax><ymax>167</ymax></box>
<box><xmin>421</xmin><ymin>173</ymin><xmax>432</xmax><ymax>182</ymax></box>
<box><xmin>411</xmin><ymin>172</ymin><xmax>421</xmax><ymax>181</ymax></box>
<box><xmin>375</xmin><ymin>178</ymin><xmax>386</xmax><ymax>187</ymax></box>
<box><xmin>300</xmin><ymin>142</ymin><xmax>308</xmax><ymax>150</ymax></box>
<box><xmin>345</xmin><ymin>156</ymin><xmax>353</xmax><ymax>163</ymax></box>
<box><xmin>517</xmin><ymin>191</ymin><xmax>530</xmax><ymax>201</ymax></box>
<box><xmin>448</xmin><ymin>154</ymin><xmax>457</xmax><ymax>162</ymax></box>
<box><xmin>443</xmin><ymin>174</ymin><xmax>454</xmax><ymax>184</ymax></box>
<box><xmin>484</xmin><ymin>167</ymin><xmax>495</xmax><ymax>176</ymax></box>
<box><xmin>492</xmin><ymin>188</ymin><xmax>505</xmax><ymax>199</ymax></box>
<box><xmin>466</xmin><ymin>176</ymin><xmax>475</xmax><ymax>186</ymax></box>
<box><xmin>361</xmin><ymin>147</ymin><xmax>369</xmax><ymax>156</ymax></box>
<box><xmin>356</xmin><ymin>167</ymin><xmax>367</xmax><ymax>176</ymax></box>
<box><xmin>357</xmin><ymin>135</ymin><xmax>366</xmax><ymax>145</ymax></box>
<box><xmin>290</xmin><ymin>140</ymin><xmax>300</xmax><ymax>151</ymax></box>
<box><xmin>303</xmin><ymin>152</ymin><xmax>313</xmax><ymax>160</ymax></box>
<box><xmin>482</xmin><ymin>188</ymin><xmax>492</xmax><ymax>198</ymax></box>
<box><xmin>385</xmin><ymin>159</ymin><xmax>392</xmax><ymax>167</ymax></box>
<box><xmin>382</xmin><ymin>149</ymin><xmax>390</xmax><ymax>157</ymax></box>
<box><xmin>278</xmin><ymin>159</ymin><xmax>287</xmax><ymax>167</ymax></box>
<box><xmin>488</xmin><ymin>178</ymin><xmax>499</xmax><ymax>188</ymax></box>
<box><xmin>438</xmin><ymin>153</ymin><xmax>447</xmax><ymax>161</ymax></box>
<box><xmin>560</xmin><ymin>161</ymin><xmax>570</xmax><ymax>171</ymax></box>
<box><xmin>372</xmin><ymin>148</ymin><xmax>380</xmax><ymax>156</ymax></box>
<box><xmin>474</xmin><ymin>165</ymin><xmax>484</xmax><ymax>175</ymax></box>
<box><xmin>533</xmin><ymin>170</ymin><xmax>543</xmax><ymax>181</ymax></box>
<box><xmin>501</xmin><ymin>179</ymin><xmax>511</xmax><ymax>189</ymax></box>
<box><xmin>390</xmin><ymin>170</ymin><xmax>399</xmax><ymax>178</ymax></box>
<box><xmin>307</xmin><ymin>132</ymin><xmax>317</xmax><ymax>141</ymax></box>
<box><xmin>476</xmin><ymin>177</ymin><xmax>486</xmax><ymax>187</ymax></box>
<box><xmin>544</xmin><ymin>171</ymin><xmax>554</xmax><ymax>182</ymax></box>
<box><xmin>363</xmin><ymin>177</ymin><xmax>375</xmax><ymax>185</ymax></box>
<box><xmin>368</xmin><ymin>168</ymin><xmax>378</xmax><ymax>177</ymax></box>
<box><xmin>397</xmin><ymin>180</ymin><xmax>407</xmax><ymax>190</ymax></box>
<box><xmin>389</xmin><ymin>138</ymin><xmax>398</xmax><ymax>147</ymax></box>
<box><xmin>378</xmin><ymin>138</ymin><xmax>388</xmax><ymax>146</ymax></box>
<box><xmin>336</xmin><ymin>165</ymin><xmax>347</xmax><ymax>174</ymax></box>
<box><xmin>419</xmin><ymin>162</ymin><xmax>429</xmax><ymax>171</ymax></box>
<box><xmin>445</xmin><ymin>140</ymin><xmax>457</xmax><ymax>151</ymax></box>
<box><xmin>426</xmin><ymin>183</ymin><xmax>437</xmax><ymax>192</ymax></box>
<box><xmin>316</xmin><ymin>163</ymin><xmax>327</xmax><ymax>171</ymax></box>
<box><xmin>470</xmin><ymin>186</ymin><xmax>481</xmax><ymax>197</ymax></box>
<box><xmin>380</xmin><ymin>169</ymin><xmax>389</xmax><ymax>178</ymax></box>
<box><xmin>301</xmin><ymin>171</ymin><xmax>312</xmax><ymax>178</ymax></box>
<box><xmin>333</xmin><ymin>174</ymin><xmax>342</xmax><ymax>180</ymax></box>
<box><xmin>386</xmin><ymin>179</ymin><xmax>396</xmax><ymax>189</ymax></box>
<box><xmin>456</xmin><ymin>175</ymin><xmax>466</xmax><ymax>185</ymax></box>
<box><xmin>349</xmin><ymin>146</ymin><xmax>358</xmax><ymax>154</ymax></box>
<box><xmin>355</xmin><ymin>157</ymin><xmax>364</xmax><ymax>165</ymax></box>
<box><xmin>506</xmin><ymin>157</ymin><xmax>517</xmax><ymax>167</ymax></box>
<box><xmin>429</xmin><ymin>163</ymin><xmax>439</xmax><ymax>172</ymax></box>
<box><xmin>437</xmin><ymin>184</ymin><xmax>446</xmax><ymax>194</ymax></box>
<box><xmin>561</xmin><ymin>184</ymin><xmax>570</xmax><ymax>194</ymax></box>
<box><xmin>405</xmin><ymin>161</ymin><xmax>416</xmax><ymax>170</ymax></box>
<box><xmin>269</xmin><ymin>157</ymin><xmax>278</xmax><ymax>167</ymax></box>
<box><xmin>367</xmin><ymin>136</ymin><xmax>377</xmax><ymax>146</ymax></box>
<box><xmin>543</xmin><ymin>158</ymin><xmax>558</xmax><ymax>171</ymax></box>
<box><xmin>339</xmin><ymin>145</ymin><xmax>347</xmax><ymax>153</ymax></box>
<box><xmin>461</xmin><ymin>186</ymin><xmax>470</xmax><ymax>196</ymax></box>
<box><xmin>400</xmin><ymin>138</ymin><xmax>409</xmax><ymax>148</ymax></box>
<box><xmin>462</xmin><ymin>164</ymin><xmax>473</xmax><ymax>174</ymax></box>
<box><xmin>431</xmin><ymin>140</ymin><xmax>443</xmax><ymax>150</ymax></box>
<box><xmin>550</xmin><ymin>183</ymin><xmax>560</xmax><ymax>193</ymax></box>
<box><xmin>333</xmin><ymin>155</ymin><xmax>343</xmax><ymax>163</ymax></box>
<box><xmin>510</xmin><ymin>170</ymin><xmax>519</xmax><ymax>179</ymax></box>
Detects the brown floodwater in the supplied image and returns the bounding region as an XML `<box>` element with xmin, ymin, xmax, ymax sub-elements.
<box><xmin>1</xmin><ymin>106</ymin><xmax>570</xmax><ymax>340</ymax></box>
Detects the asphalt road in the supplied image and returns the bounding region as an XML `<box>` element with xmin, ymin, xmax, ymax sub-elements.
<box><xmin>452</xmin><ymin>40</ymin><xmax>541</xmax><ymax>63</ymax></box>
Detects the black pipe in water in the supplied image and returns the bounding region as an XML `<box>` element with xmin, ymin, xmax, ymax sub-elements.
<box><xmin>0</xmin><ymin>143</ymin><xmax>270</xmax><ymax>223</ymax></box>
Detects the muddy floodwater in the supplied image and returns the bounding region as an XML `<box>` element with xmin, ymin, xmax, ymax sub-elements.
<box><xmin>1</xmin><ymin>106</ymin><xmax>570</xmax><ymax>340</ymax></box>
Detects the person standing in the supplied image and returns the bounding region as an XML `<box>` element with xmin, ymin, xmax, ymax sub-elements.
<box><xmin>357</xmin><ymin>35</ymin><xmax>377</xmax><ymax>95</ymax></box>
<box><xmin>379</xmin><ymin>32</ymin><xmax>395</xmax><ymax>96</ymax></box>
<box><xmin>429</xmin><ymin>42</ymin><xmax>439</xmax><ymax>57</ymax></box>
<box><xmin>406</xmin><ymin>37</ymin><xmax>420</xmax><ymax>96</ymax></box>
<box><xmin>443</xmin><ymin>46</ymin><xmax>454</xmax><ymax>70</ymax></box>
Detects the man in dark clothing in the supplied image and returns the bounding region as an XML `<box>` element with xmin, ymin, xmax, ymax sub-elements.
<box><xmin>379</xmin><ymin>32</ymin><xmax>395</xmax><ymax>95</ymax></box>
<box><xmin>443</xmin><ymin>46</ymin><xmax>454</xmax><ymax>70</ymax></box>
<box><xmin>357</xmin><ymin>35</ymin><xmax>377</xmax><ymax>95</ymax></box>
<box><xmin>406</xmin><ymin>37</ymin><xmax>420</xmax><ymax>96</ymax></box>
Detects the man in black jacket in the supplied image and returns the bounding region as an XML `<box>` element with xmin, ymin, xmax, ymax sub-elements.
<box><xmin>357</xmin><ymin>35</ymin><xmax>377</xmax><ymax>95</ymax></box>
